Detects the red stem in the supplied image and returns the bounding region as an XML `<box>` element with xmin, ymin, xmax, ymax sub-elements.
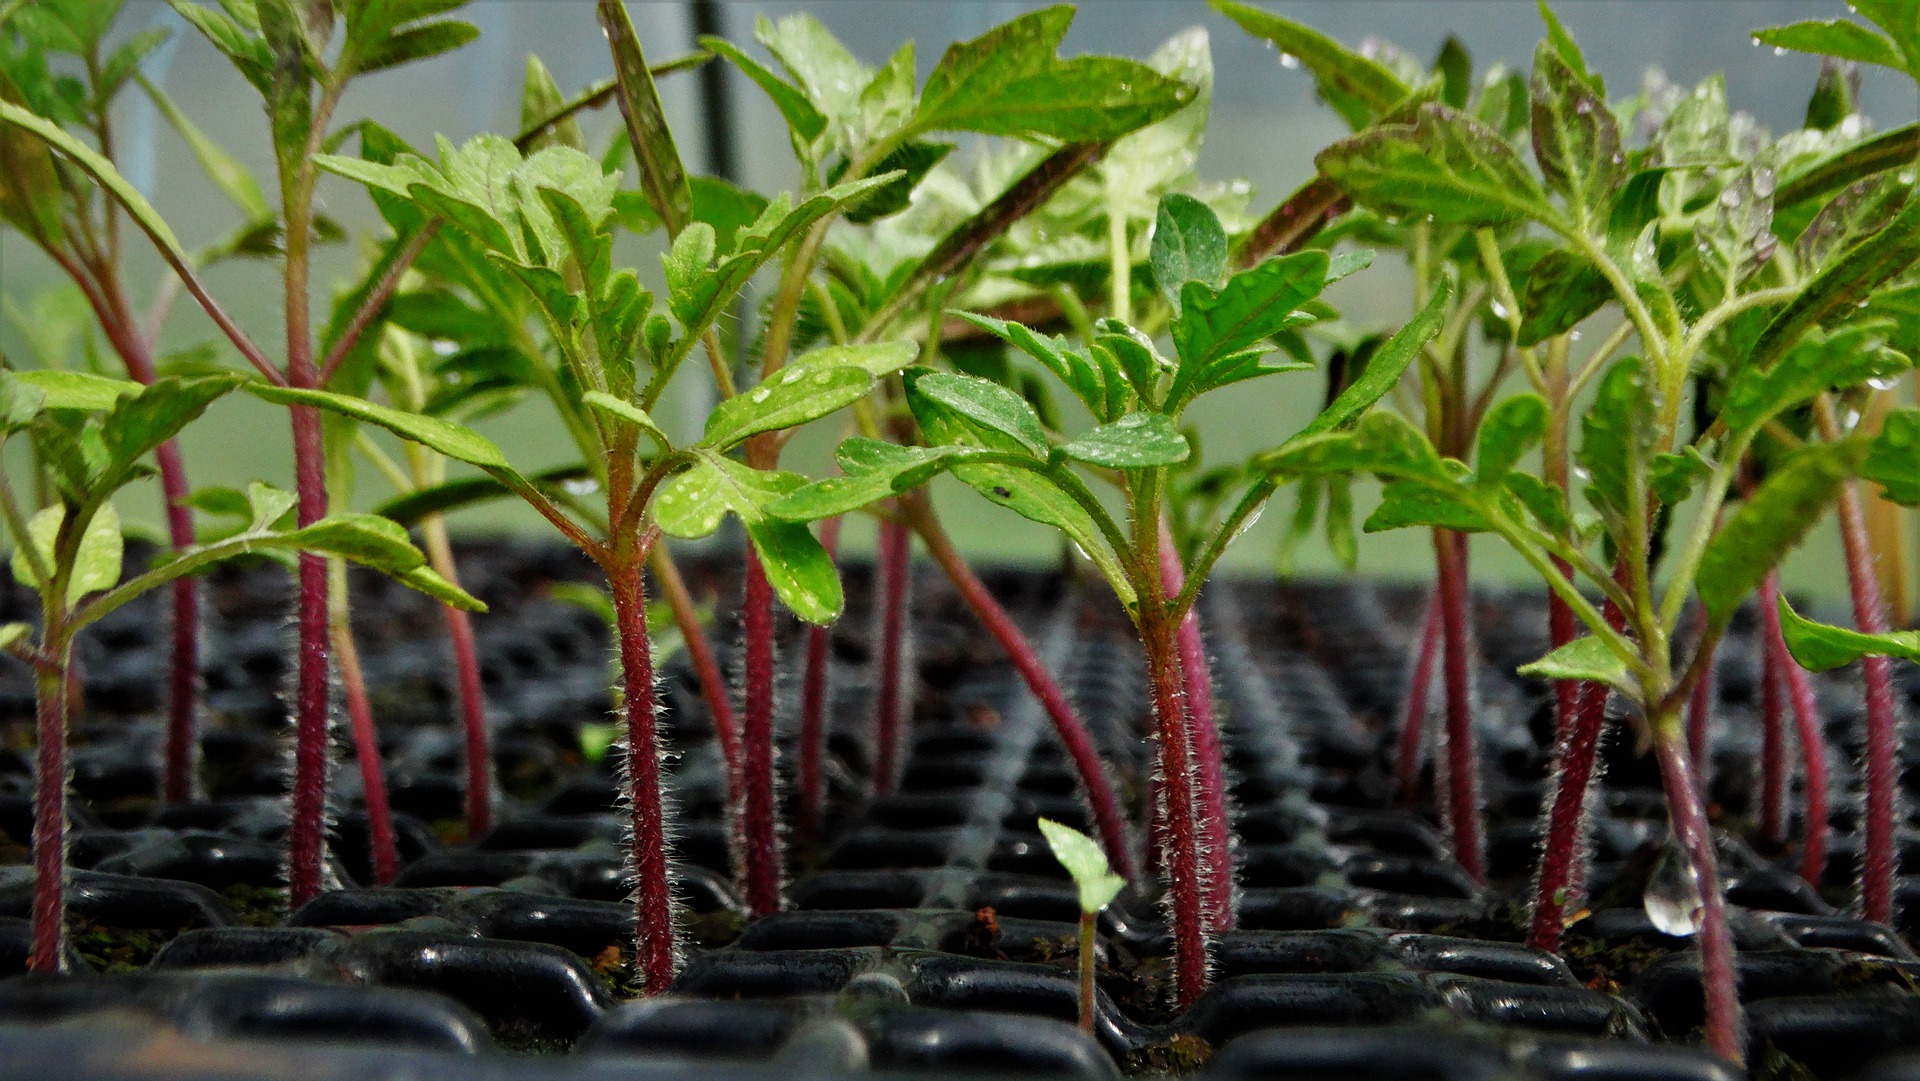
<box><xmin>871</xmin><ymin>517</ymin><xmax>913</xmax><ymax>796</ymax></box>
<box><xmin>442</xmin><ymin>602</ymin><xmax>491</xmax><ymax>840</ymax></box>
<box><xmin>286</xmin><ymin>404</ymin><xmax>332</xmax><ymax>909</ymax></box>
<box><xmin>1156</xmin><ymin>520</ymin><xmax>1233</xmax><ymax>932</ymax></box>
<box><xmin>1652</xmin><ymin>719</ymin><xmax>1745</xmax><ymax>1065</ymax></box>
<box><xmin>1393</xmin><ymin>590</ymin><xmax>1442</xmax><ymax>803</ymax></box>
<box><xmin>739</xmin><ymin>548</ymin><xmax>784</xmax><ymax>919</ymax></box>
<box><xmin>797</xmin><ymin>516</ymin><xmax>842</xmax><ymax>841</ymax></box>
<box><xmin>1528</xmin><ymin>562</ymin><xmax>1629</xmax><ymax>953</ymax></box>
<box><xmin>1833</xmin><ymin>481</ymin><xmax>1900</xmax><ymax>923</ymax></box>
<box><xmin>1687</xmin><ymin>621</ymin><xmax>1717</xmax><ymax>799</ymax></box>
<box><xmin>1433</xmin><ymin>529</ymin><xmax>1485</xmax><ymax>882</ymax></box>
<box><xmin>652</xmin><ymin>550</ymin><xmax>740</xmax><ymax>786</ymax></box>
<box><xmin>913</xmin><ymin>507</ymin><xmax>1135</xmax><ymax>881</ymax></box>
<box><xmin>1145</xmin><ymin>613</ymin><xmax>1208</xmax><ymax>1007</ymax></box>
<box><xmin>609</xmin><ymin>562</ymin><xmax>676</xmax><ymax>993</ymax></box>
<box><xmin>1547</xmin><ymin>558</ymin><xmax>1581</xmax><ymax>737</ymax></box>
<box><xmin>1756</xmin><ymin>574</ymin><xmax>1789</xmax><ymax>849</ymax></box>
<box><xmin>1768</xmin><ymin>603</ymin><xmax>1831</xmax><ymax>887</ymax></box>
<box><xmin>334</xmin><ymin>613</ymin><xmax>398</xmax><ymax>884</ymax></box>
<box><xmin>29</xmin><ymin>662</ymin><xmax>69</xmax><ymax>971</ymax></box>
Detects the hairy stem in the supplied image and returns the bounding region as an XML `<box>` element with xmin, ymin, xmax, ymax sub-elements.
<box><xmin>796</xmin><ymin>516</ymin><xmax>842</xmax><ymax>841</ymax></box>
<box><xmin>1835</xmin><ymin>478</ymin><xmax>1900</xmax><ymax>923</ymax></box>
<box><xmin>1393</xmin><ymin>590</ymin><xmax>1442</xmax><ymax>803</ymax></box>
<box><xmin>871</xmin><ymin>516</ymin><xmax>913</xmax><ymax>796</ymax></box>
<box><xmin>328</xmin><ymin>562</ymin><xmax>398</xmax><ymax>883</ymax></box>
<box><xmin>29</xmin><ymin>648</ymin><xmax>70</xmax><ymax>972</ymax></box>
<box><xmin>739</xmin><ymin>548</ymin><xmax>784</xmax><ymax>919</ymax></box>
<box><xmin>1157</xmin><ymin>519</ymin><xmax>1232</xmax><ymax>932</ymax></box>
<box><xmin>1143</xmin><ymin>609</ymin><xmax>1207</xmax><ymax>1007</ymax></box>
<box><xmin>1687</xmin><ymin>620</ymin><xmax>1718</xmax><ymax>799</ymax></box>
<box><xmin>609</xmin><ymin>561</ymin><xmax>676</xmax><ymax>993</ymax></box>
<box><xmin>286</xmin><ymin>406</ymin><xmax>332</xmax><ymax>908</ymax></box>
<box><xmin>648</xmin><ymin>546</ymin><xmax>740</xmax><ymax>784</ymax></box>
<box><xmin>1757</xmin><ymin>575</ymin><xmax>1789</xmax><ymax>849</ymax></box>
<box><xmin>1433</xmin><ymin>529</ymin><xmax>1485</xmax><ymax>882</ymax></box>
<box><xmin>1767</xmin><ymin>603</ymin><xmax>1831</xmax><ymax>887</ymax></box>
<box><xmin>1652</xmin><ymin>709</ymin><xmax>1744</xmax><ymax>1065</ymax></box>
<box><xmin>911</xmin><ymin>500</ymin><xmax>1135</xmax><ymax>880</ymax></box>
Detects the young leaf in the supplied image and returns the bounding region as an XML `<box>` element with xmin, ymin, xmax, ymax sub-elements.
<box><xmin>766</xmin><ymin>442</ymin><xmax>987</xmax><ymax>522</ymax></box>
<box><xmin>1475</xmin><ymin>393</ymin><xmax>1548</xmax><ymax>487</ymax></box>
<box><xmin>1862</xmin><ymin>409</ymin><xmax>1920</xmax><ymax>505</ymax></box>
<box><xmin>1208</xmin><ymin>0</ymin><xmax>1410</xmax><ymax>130</ymax></box>
<box><xmin>1038</xmin><ymin>817</ymin><xmax>1126</xmax><ymax>912</ymax></box>
<box><xmin>581</xmin><ymin>390</ymin><xmax>671</xmax><ymax>452</ymax></box>
<box><xmin>1517</xmin><ymin>635</ymin><xmax>1635</xmax><ymax>698</ymax></box>
<box><xmin>1696</xmin><ymin>438</ymin><xmax>1869</xmax><ymax>625</ymax></box>
<box><xmin>1364</xmin><ymin>479</ymin><xmax>1490</xmax><ymax>532</ymax></box>
<box><xmin>14</xmin><ymin>370</ymin><xmax>140</xmax><ymax>411</ymax></box>
<box><xmin>1529</xmin><ymin>42</ymin><xmax>1623</xmax><ymax>230</ymax></box>
<box><xmin>1651</xmin><ymin>447</ymin><xmax>1714</xmax><ymax>507</ymax></box>
<box><xmin>697</xmin><ymin>35</ymin><xmax>827</xmax><ymax>144</ymax></box>
<box><xmin>1170</xmin><ymin>250</ymin><xmax>1330</xmax><ymax>387</ymax></box>
<box><xmin>596</xmin><ymin>0</ymin><xmax>690</xmax><ymax>234</ymax></box>
<box><xmin>1316</xmin><ymin>103</ymin><xmax>1550</xmax><ymax>227</ymax></box>
<box><xmin>11</xmin><ymin>502</ymin><xmax>121</xmax><ymax>605</ymax></box>
<box><xmin>1058</xmin><ymin>413</ymin><xmax>1190</xmax><ymax>470</ymax></box>
<box><xmin>1777</xmin><ymin>593</ymin><xmax>1920</xmax><ymax>672</ymax></box>
<box><xmin>700</xmin><ymin>365</ymin><xmax>874</xmax><ymax>452</ymax></box>
<box><xmin>1576</xmin><ymin>358</ymin><xmax>1654</xmax><ymax>523</ymax></box>
<box><xmin>1750</xmin><ymin>185</ymin><xmax>1920</xmax><ymax>373</ymax></box>
<box><xmin>792</xmin><ymin>341</ymin><xmax>920</xmax><ymax>378</ymax></box>
<box><xmin>1256</xmin><ymin>409</ymin><xmax>1451</xmax><ymax>484</ymax></box>
<box><xmin>911</xmin><ymin>371</ymin><xmax>1051</xmax><ymax>457</ymax></box>
<box><xmin>1753</xmin><ymin>19</ymin><xmax>1904</xmax><ymax>76</ymax></box>
<box><xmin>1151</xmin><ymin>193</ymin><xmax>1228</xmax><ymax>307</ymax></box>
<box><xmin>957</xmin><ymin>312</ymin><xmax>1118</xmax><ymax>422</ymax></box>
<box><xmin>1281</xmin><ymin>281</ymin><xmax>1451</xmax><ymax>447</ymax></box>
<box><xmin>520</xmin><ymin>53</ymin><xmax>586</xmax><ymax>154</ymax></box>
<box><xmin>0</xmin><ymin>99</ymin><xmax>198</xmax><ymax>269</ymax></box>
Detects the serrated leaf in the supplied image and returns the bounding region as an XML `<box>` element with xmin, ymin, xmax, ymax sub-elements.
<box><xmin>698</xmin><ymin>34</ymin><xmax>826</xmax><ymax>143</ymax></box>
<box><xmin>167</xmin><ymin>0</ymin><xmax>272</xmax><ymax>93</ymax></box>
<box><xmin>1364</xmin><ymin>479</ymin><xmax>1489</xmax><ymax>532</ymax></box>
<box><xmin>1038</xmin><ymin>817</ymin><xmax>1125</xmax><ymax>911</ymax></box>
<box><xmin>245</xmin><ymin>481</ymin><xmax>298</xmax><ymax>531</ymax></box>
<box><xmin>832</xmin><ymin>139</ymin><xmax>951</xmax><ymax>224</ymax></box>
<box><xmin>1209</xmin><ymin>0</ymin><xmax>1409</xmax><ymax>130</ymax></box>
<box><xmin>1751</xmin><ymin>181</ymin><xmax>1920</xmax><ymax>373</ymax></box>
<box><xmin>700</xmin><ymin>365</ymin><xmax>874</xmax><ymax>451</ymax></box>
<box><xmin>597</xmin><ymin>0</ymin><xmax>690</xmax><ymax>234</ymax></box>
<box><xmin>1058</xmin><ymin>412</ymin><xmax>1189</xmax><ymax>469</ymax></box>
<box><xmin>1697</xmin><ymin>438</ymin><xmax>1869</xmax><ymax>624</ymax></box>
<box><xmin>956</xmin><ymin>311</ymin><xmax>1118</xmax><ymax>422</ymax></box>
<box><xmin>521</xmin><ymin>53</ymin><xmax>585</xmax><ymax>153</ymax></box>
<box><xmin>581</xmin><ymin>390</ymin><xmax>670</xmax><ymax>451</ymax></box>
<box><xmin>1530</xmin><ymin>42</ymin><xmax>1623</xmax><ymax>230</ymax></box>
<box><xmin>99</xmin><ymin>376</ymin><xmax>242</xmax><ymax>480</ymax></box>
<box><xmin>1318</xmin><ymin>102</ymin><xmax>1549</xmax><ymax>228</ymax></box>
<box><xmin>1171</xmin><ymin>250</ymin><xmax>1330</xmax><ymax>395</ymax></box>
<box><xmin>1475</xmin><ymin>393</ymin><xmax>1547</xmax><ymax>486</ymax></box>
<box><xmin>911</xmin><ymin>371</ymin><xmax>1050</xmax><ymax>457</ymax></box>
<box><xmin>355</xmin><ymin>19</ymin><xmax>477</xmax><ymax>73</ymax></box>
<box><xmin>1517</xmin><ymin>634</ymin><xmax>1634</xmax><ymax>697</ymax></box>
<box><xmin>1151</xmin><ymin>192</ymin><xmax>1228</xmax><ymax>307</ymax></box>
<box><xmin>1753</xmin><ymin>19</ymin><xmax>1903</xmax><ymax>74</ymax></box>
<box><xmin>1777</xmin><ymin>593</ymin><xmax>1920</xmax><ymax>672</ymax></box>
<box><xmin>1723</xmin><ymin>326</ymin><xmax>1912</xmax><ymax>438</ymax></box>
<box><xmin>792</xmin><ymin>341</ymin><xmax>919</xmax><ymax>378</ymax></box>
<box><xmin>1256</xmin><ymin>409</ymin><xmax>1450</xmax><ymax>484</ymax></box>
<box><xmin>1863</xmin><ymin>409</ymin><xmax>1920</xmax><ymax>505</ymax></box>
<box><xmin>1280</xmin><ymin>281</ymin><xmax>1450</xmax><ymax>447</ymax></box>
<box><xmin>11</xmin><ymin>502</ymin><xmax>120</xmax><ymax>605</ymax></box>
<box><xmin>766</xmin><ymin>441</ymin><xmax>985</xmax><ymax>521</ymax></box>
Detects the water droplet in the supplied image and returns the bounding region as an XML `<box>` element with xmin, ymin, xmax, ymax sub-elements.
<box><xmin>1772</xmin><ymin>46</ymin><xmax>1788</xmax><ymax>57</ymax></box>
<box><xmin>750</xmin><ymin>387</ymin><xmax>771</xmax><ymax>403</ymax></box>
<box><xmin>1750</xmin><ymin>36</ymin><xmax>1762</xmax><ymax>47</ymax></box>
<box><xmin>812</xmin><ymin>370</ymin><xmax>833</xmax><ymax>384</ymax></box>
<box><xmin>1574</xmin><ymin>99</ymin><xmax>1593</xmax><ymax>116</ymax></box>
<box><xmin>1279</xmin><ymin>52</ymin><xmax>1300</xmax><ymax>69</ymax></box>
<box><xmin>1751</xmin><ymin>168</ymin><xmax>1777</xmax><ymax>199</ymax></box>
<box><xmin>1491</xmin><ymin>300</ymin><xmax>1509</xmax><ymax>319</ymax></box>
<box><xmin>1644</xmin><ymin>840</ymin><xmax>1704</xmax><ymax>936</ymax></box>
<box><xmin>1868</xmin><ymin>376</ymin><xmax>1900</xmax><ymax>392</ymax></box>
<box><xmin>431</xmin><ymin>339</ymin><xmax>458</xmax><ymax>357</ymax></box>
<box><xmin>1568</xmin><ymin>330</ymin><xmax>1582</xmax><ymax>342</ymax></box>
<box><xmin>780</xmin><ymin>368</ymin><xmax>802</xmax><ymax>384</ymax></box>
<box><xmin>563</xmin><ymin>478</ymin><xmax>600</xmax><ymax>497</ymax></box>
<box><xmin>1719</xmin><ymin>188</ymin><xmax>1742</xmax><ymax>208</ymax></box>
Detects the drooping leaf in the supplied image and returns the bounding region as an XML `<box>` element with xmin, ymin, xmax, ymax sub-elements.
<box><xmin>355</xmin><ymin>19</ymin><xmax>478</xmax><ymax>74</ymax></box>
<box><xmin>1151</xmin><ymin>192</ymin><xmax>1228</xmax><ymax>307</ymax></box>
<box><xmin>1209</xmin><ymin>0</ymin><xmax>1410</xmax><ymax>130</ymax></box>
<box><xmin>1576</xmin><ymin>357</ymin><xmax>1654</xmax><ymax>524</ymax></box>
<box><xmin>99</xmin><ymin>375</ymin><xmax>243</xmax><ymax>481</ymax></box>
<box><xmin>911</xmin><ymin>371</ymin><xmax>1050</xmax><ymax>457</ymax></box>
<box><xmin>581</xmin><ymin>390</ymin><xmax>671</xmax><ymax>451</ymax></box>
<box><xmin>1697</xmin><ymin>438</ymin><xmax>1869</xmax><ymax>625</ymax></box>
<box><xmin>1363</xmin><ymin>479</ymin><xmax>1490</xmax><ymax>532</ymax></box>
<box><xmin>653</xmin><ymin>452</ymin><xmax>801</xmax><ymax>539</ymax></box>
<box><xmin>1058</xmin><ymin>412</ymin><xmax>1190</xmax><ymax>469</ymax></box>
<box><xmin>745</xmin><ymin>518</ymin><xmax>842</xmax><ymax>625</ymax></box>
<box><xmin>955</xmin><ymin>311</ymin><xmax>1120</xmax><ymax>421</ymax></box>
<box><xmin>1651</xmin><ymin>447</ymin><xmax>1715</xmax><ymax>507</ymax></box>
<box><xmin>10</xmin><ymin>502</ymin><xmax>121</xmax><ymax>605</ymax></box>
<box><xmin>1038</xmin><ymin>817</ymin><xmax>1126</xmax><ymax>910</ymax></box>
<box><xmin>791</xmin><ymin>341</ymin><xmax>920</xmax><ymax>378</ymax></box>
<box><xmin>1777</xmin><ymin>593</ymin><xmax>1920</xmax><ymax>672</ymax></box>
<box><xmin>831</xmin><ymin>140</ymin><xmax>952</xmax><ymax>224</ymax></box>
<box><xmin>1517</xmin><ymin>634</ymin><xmax>1635</xmax><ymax>697</ymax></box>
<box><xmin>371</xmin><ymin>464</ymin><xmax>594</xmax><ymax>525</ymax></box>
<box><xmin>1256</xmin><ymin>409</ymin><xmax>1451</xmax><ymax>484</ymax></box>
<box><xmin>1316</xmin><ymin>103</ymin><xmax>1551</xmax><ymax>228</ymax></box>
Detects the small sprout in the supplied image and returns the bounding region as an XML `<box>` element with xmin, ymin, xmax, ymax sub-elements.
<box><xmin>1039</xmin><ymin>817</ymin><xmax>1124</xmax><ymax>1034</ymax></box>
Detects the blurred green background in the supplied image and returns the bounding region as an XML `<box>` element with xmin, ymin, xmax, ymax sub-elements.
<box><xmin>3</xmin><ymin>1</ymin><xmax>1915</xmax><ymax>596</ymax></box>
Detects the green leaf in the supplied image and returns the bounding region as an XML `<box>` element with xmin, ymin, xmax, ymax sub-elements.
<box><xmin>746</xmin><ymin>518</ymin><xmax>842</xmax><ymax>625</ymax></box>
<box><xmin>581</xmin><ymin>390</ymin><xmax>670</xmax><ymax>451</ymax></box>
<box><xmin>99</xmin><ymin>376</ymin><xmax>242</xmax><ymax>482</ymax></box>
<box><xmin>654</xmin><ymin>453</ymin><xmax>797</xmax><ymax>539</ymax></box>
<box><xmin>521</xmin><ymin>53</ymin><xmax>586</xmax><ymax>153</ymax></box>
<box><xmin>1517</xmin><ymin>634</ymin><xmax>1634</xmax><ymax>697</ymax></box>
<box><xmin>14</xmin><ymin>370</ymin><xmax>139</xmax><ymax>411</ymax></box>
<box><xmin>1475</xmin><ymin>393</ymin><xmax>1547</xmax><ymax>487</ymax></box>
<box><xmin>1364</xmin><ymin>479</ymin><xmax>1489</xmax><ymax>532</ymax></box>
<box><xmin>755</xmin><ymin>13</ymin><xmax>869</xmax><ymax>133</ymax></box>
<box><xmin>766</xmin><ymin>441</ymin><xmax>986</xmax><ymax>521</ymax></box>
<box><xmin>958</xmin><ymin>311</ymin><xmax>1120</xmax><ymax>422</ymax></box>
<box><xmin>912</xmin><ymin>5</ymin><xmax>1192</xmax><ymax>142</ymax></box>
<box><xmin>1316</xmin><ymin>103</ymin><xmax>1550</xmax><ymax>228</ymax></box>
<box><xmin>911</xmin><ymin>371</ymin><xmax>1050</xmax><ymax>457</ymax></box>
<box><xmin>1151</xmin><ymin>193</ymin><xmax>1228</xmax><ymax>307</ymax></box>
<box><xmin>246</xmin><ymin>384</ymin><xmax>514</xmax><ymax>472</ymax></box>
<box><xmin>0</xmin><ymin>622</ymin><xmax>31</xmax><ymax>653</ymax></box>
<box><xmin>1256</xmin><ymin>409</ymin><xmax>1450</xmax><ymax>484</ymax></box>
<box><xmin>1037</xmin><ymin>817</ymin><xmax>1125</xmax><ymax>911</ymax></box>
<box><xmin>277</xmin><ymin>514</ymin><xmax>483</xmax><ymax>610</ymax></box>
<box><xmin>596</xmin><ymin>0</ymin><xmax>690</xmax><ymax>234</ymax></box>
<box><xmin>832</xmin><ymin>140</ymin><xmax>952</xmax><ymax>224</ymax></box>
<box><xmin>1058</xmin><ymin>412</ymin><xmax>1190</xmax><ymax>469</ymax></box>
<box><xmin>1753</xmin><ymin>19</ymin><xmax>1903</xmax><ymax>74</ymax></box>
<box><xmin>791</xmin><ymin>341</ymin><xmax>919</xmax><ymax>378</ymax></box>
<box><xmin>1863</xmin><ymin>409</ymin><xmax>1920</xmax><ymax>505</ymax></box>
<box><xmin>370</xmin><ymin>464</ymin><xmax>593</xmax><ymax>525</ymax></box>
<box><xmin>0</xmin><ymin>370</ymin><xmax>45</xmax><ymax>433</ymax></box>
<box><xmin>1722</xmin><ymin>325</ymin><xmax>1912</xmax><ymax>438</ymax></box>
<box><xmin>1777</xmin><ymin>593</ymin><xmax>1920</xmax><ymax>672</ymax></box>
<box><xmin>697</xmin><ymin>34</ymin><xmax>826</xmax><ymax>143</ymax></box>
<box><xmin>244</xmin><ymin>481</ymin><xmax>299</xmax><ymax>531</ymax></box>
<box><xmin>1751</xmin><ymin>183</ymin><xmax>1920</xmax><ymax>374</ymax></box>
<box><xmin>167</xmin><ymin>1</ymin><xmax>272</xmax><ymax>94</ymax></box>
<box><xmin>136</xmin><ymin>74</ymin><xmax>270</xmax><ymax>221</ymax></box>
<box><xmin>1208</xmin><ymin>0</ymin><xmax>1410</xmax><ymax>130</ymax></box>
<box><xmin>700</xmin><ymin>365</ymin><xmax>874</xmax><ymax>451</ymax></box>
<box><xmin>355</xmin><ymin>19</ymin><xmax>477</xmax><ymax>73</ymax></box>
<box><xmin>1697</xmin><ymin>438</ymin><xmax>1869</xmax><ymax>625</ymax></box>
<box><xmin>1505</xmin><ymin>472</ymin><xmax>1571</xmax><ymax>534</ymax></box>
<box><xmin>1171</xmin><ymin>250</ymin><xmax>1331</xmax><ymax>389</ymax></box>
<box><xmin>11</xmin><ymin>502</ymin><xmax>120</xmax><ymax>605</ymax></box>
<box><xmin>1529</xmin><ymin>42</ymin><xmax>1623</xmax><ymax>230</ymax></box>
<box><xmin>1651</xmin><ymin>447</ymin><xmax>1714</xmax><ymax>507</ymax></box>
<box><xmin>1576</xmin><ymin>357</ymin><xmax>1654</xmax><ymax>523</ymax></box>
<box><xmin>1536</xmin><ymin>2</ymin><xmax>1593</xmax><ymax>82</ymax></box>
<box><xmin>1517</xmin><ymin>249</ymin><xmax>1610</xmax><ymax>346</ymax></box>
<box><xmin>1282</xmin><ymin>279</ymin><xmax>1450</xmax><ymax>447</ymax></box>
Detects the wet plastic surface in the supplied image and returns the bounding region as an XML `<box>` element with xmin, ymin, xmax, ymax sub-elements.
<box><xmin>0</xmin><ymin>543</ymin><xmax>1914</xmax><ymax>1078</ymax></box>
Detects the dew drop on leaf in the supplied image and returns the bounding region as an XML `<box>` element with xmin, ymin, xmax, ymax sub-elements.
<box><xmin>1279</xmin><ymin>52</ymin><xmax>1300</xmax><ymax>69</ymax></box>
<box><xmin>751</xmin><ymin>387</ymin><xmax>771</xmax><ymax>403</ymax></box>
<box><xmin>1772</xmin><ymin>46</ymin><xmax>1787</xmax><ymax>57</ymax></box>
<box><xmin>1645</xmin><ymin>839</ymin><xmax>1704</xmax><ymax>936</ymax></box>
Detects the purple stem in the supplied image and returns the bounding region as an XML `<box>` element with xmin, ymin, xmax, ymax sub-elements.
<box><xmin>739</xmin><ymin>548</ymin><xmax>785</xmax><ymax>919</ymax></box>
<box><xmin>1833</xmin><ymin>479</ymin><xmax>1900</xmax><ymax>924</ymax></box>
<box><xmin>1156</xmin><ymin>519</ymin><xmax>1233</xmax><ymax>932</ymax></box>
<box><xmin>871</xmin><ymin>517</ymin><xmax>913</xmax><ymax>796</ymax></box>
<box><xmin>1433</xmin><ymin>529</ymin><xmax>1485</xmax><ymax>882</ymax></box>
<box><xmin>1144</xmin><ymin>610</ymin><xmax>1208</xmax><ymax>1006</ymax></box>
<box><xmin>609</xmin><ymin>561</ymin><xmax>676</xmax><ymax>993</ymax></box>
<box><xmin>1757</xmin><ymin>574</ymin><xmax>1790</xmax><ymax>849</ymax></box>
<box><xmin>1764</xmin><ymin>598</ymin><xmax>1830</xmax><ymax>887</ymax></box>
<box><xmin>1393</xmin><ymin>591</ymin><xmax>1442</xmax><ymax>803</ymax></box>
<box><xmin>1652</xmin><ymin>715</ymin><xmax>1745</xmax><ymax>1065</ymax></box>
<box><xmin>29</xmin><ymin>660</ymin><xmax>69</xmax><ymax>971</ymax></box>
<box><xmin>287</xmin><ymin>403</ymin><xmax>332</xmax><ymax>909</ymax></box>
<box><xmin>796</xmin><ymin>516</ymin><xmax>842</xmax><ymax>841</ymax></box>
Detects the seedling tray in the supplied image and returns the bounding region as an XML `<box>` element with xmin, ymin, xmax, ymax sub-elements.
<box><xmin>2</xmin><ymin>541</ymin><xmax>1918</xmax><ymax>1080</ymax></box>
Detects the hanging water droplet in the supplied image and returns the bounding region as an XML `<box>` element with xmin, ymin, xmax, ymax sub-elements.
<box><xmin>1568</xmin><ymin>330</ymin><xmax>1582</xmax><ymax>341</ymax></box>
<box><xmin>1491</xmin><ymin>300</ymin><xmax>1509</xmax><ymax>319</ymax></box>
<box><xmin>1772</xmin><ymin>46</ymin><xmax>1788</xmax><ymax>57</ymax></box>
<box><xmin>1750</xmin><ymin>36</ymin><xmax>1763</xmax><ymax>47</ymax></box>
<box><xmin>1279</xmin><ymin>52</ymin><xmax>1300</xmax><ymax>69</ymax></box>
<box><xmin>1751</xmin><ymin>167</ymin><xmax>1777</xmax><ymax>199</ymax></box>
<box><xmin>1645</xmin><ymin>840</ymin><xmax>1704</xmax><ymax>936</ymax></box>
<box><xmin>1868</xmin><ymin>376</ymin><xmax>1900</xmax><ymax>392</ymax></box>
